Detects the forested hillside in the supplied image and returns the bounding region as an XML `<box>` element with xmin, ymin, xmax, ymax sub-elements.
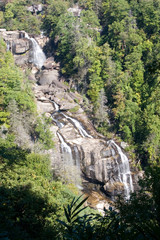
<box><xmin>0</xmin><ymin>0</ymin><xmax>160</xmax><ymax>239</ymax></box>
<box><xmin>1</xmin><ymin>0</ymin><xmax>160</xmax><ymax>162</ymax></box>
<box><xmin>42</xmin><ymin>0</ymin><xmax>160</xmax><ymax>163</ymax></box>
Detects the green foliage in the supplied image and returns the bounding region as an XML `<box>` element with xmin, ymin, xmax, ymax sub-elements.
<box><xmin>0</xmin><ymin>40</ymin><xmax>35</xmax><ymax>136</ymax></box>
<box><xmin>69</xmin><ymin>106</ymin><xmax>80</xmax><ymax>113</ymax></box>
<box><xmin>0</xmin><ymin>137</ymin><xmax>77</xmax><ymax>240</ymax></box>
<box><xmin>129</xmin><ymin>0</ymin><xmax>160</xmax><ymax>37</ymax></box>
<box><xmin>1</xmin><ymin>0</ymin><xmax>42</xmax><ymax>34</ymax></box>
<box><xmin>114</xmin><ymin>165</ymin><xmax>160</xmax><ymax>239</ymax></box>
<box><xmin>59</xmin><ymin>165</ymin><xmax>160</xmax><ymax>239</ymax></box>
<box><xmin>34</xmin><ymin>116</ymin><xmax>54</xmax><ymax>150</ymax></box>
<box><xmin>58</xmin><ymin>195</ymin><xmax>98</xmax><ymax>240</ymax></box>
<box><xmin>42</xmin><ymin>0</ymin><xmax>69</xmax><ymax>38</ymax></box>
<box><xmin>41</xmin><ymin>0</ymin><xmax>160</xmax><ymax>161</ymax></box>
<box><xmin>0</xmin><ymin>0</ymin><xmax>159</xmax><ymax>161</ymax></box>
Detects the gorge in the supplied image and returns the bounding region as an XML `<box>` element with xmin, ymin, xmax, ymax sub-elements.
<box><xmin>0</xmin><ymin>29</ymin><xmax>139</xmax><ymax>208</ymax></box>
<box><xmin>0</xmin><ymin>1</ymin><xmax>160</xmax><ymax>238</ymax></box>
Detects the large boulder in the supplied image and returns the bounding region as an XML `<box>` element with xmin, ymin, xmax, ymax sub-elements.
<box><xmin>36</xmin><ymin>101</ymin><xmax>53</xmax><ymax>114</ymax></box>
<box><xmin>12</xmin><ymin>38</ymin><xmax>31</xmax><ymax>54</ymax></box>
<box><xmin>14</xmin><ymin>52</ymin><xmax>30</xmax><ymax>66</ymax></box>
<box><xmin>39</xmin><ymin>70</ymin><xmax>59</xmax><ymax>85</ymax></box>
<box><xmin>43</xmin><ymin>57</ymin><xmax>60</xmax><ymax>70</ymax></box>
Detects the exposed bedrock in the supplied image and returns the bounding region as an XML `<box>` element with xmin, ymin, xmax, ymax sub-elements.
<box><xmin>33</xmin><ymin>78</ymin><xmax>140</xmax><ymax>201</ymax></box>
<box><xmin>0</xmin><ymin>30</ymin><xmax>141</xmax><ymax>204</ymax></box>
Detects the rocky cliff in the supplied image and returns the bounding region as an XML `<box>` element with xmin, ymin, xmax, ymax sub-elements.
<box><xmin>0</xmin><ymin>29</ymin><xmax>141</xmax><ymax>210</ymax></box>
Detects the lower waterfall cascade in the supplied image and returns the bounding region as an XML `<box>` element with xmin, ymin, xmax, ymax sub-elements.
<box><xmin>51</xmin><ymin>101</ymin><xmax>134</xmax><ymax>200</ymax></box>
<box><xmin>107</xmin><ymin>140</ymin><xmax>134</xmax><ymax>199</ymax></box>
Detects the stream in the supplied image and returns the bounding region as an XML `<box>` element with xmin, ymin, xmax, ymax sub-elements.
<box><xmin>29</xmin><ymin>34</ymin><xmax>134</xmax><ymax>201</ymax></box>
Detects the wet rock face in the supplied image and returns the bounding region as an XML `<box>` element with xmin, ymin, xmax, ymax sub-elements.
<box><xmin>33</xmin><ymin>79</ymin><xmax>139</xmax><ymax>200</ymax></box>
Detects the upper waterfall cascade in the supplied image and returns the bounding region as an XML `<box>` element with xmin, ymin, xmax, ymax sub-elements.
<box><xmin>25</xmin><ymin>33</ymin><xmax>46</xmax><ymax>68</ymax></box>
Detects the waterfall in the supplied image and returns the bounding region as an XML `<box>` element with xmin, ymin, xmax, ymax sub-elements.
<box><xmin>74</xmin><ymin>145</ymin><xmax>80</xmax><ymax>168</ymax></box>
<box><xmin>57</xmin><ymin>132</ymin><xmax>81</xmax><ymax>186</ymax></box>
<box><xmin>61</xmin><ymin>113</ymin><xmax>93</xmax><ymax>138</ymax></box>
<box><xmin>53</xmin><ymin>101</ymin><xmax>59</xmax><ymax>111</ymax></box>
<box><xmin>25</xmin><ymin>33</ymin><xmax>46</xmax><ymax>68</ymax></box>
<box><xmin>51</xmin><ymin>101</ymin><xmax>64</xmax><ymax>128</ymax></box>
<box><xmin>51</xmin><ymin>100</ymin><xmax>134</xmax><ymax>200</ymax></box>
<box><xmin>30</xmin><ymin>38</ymin><xmax>46</xmax><ymax>68</ymax></box>
<box><xmin>107</xmin><ymin>140</ymin><xmax>134</xmax><ymax>199</ymax></box>
<box><xmin>6</xmin><ymin>41</ymin><xmax>10</xmax><ymax>51</ymax></box>
<box><xmin>57</xmin><ymin>132</ymin><xmax>73</xmax><ymax>164</ymax></box>
<box><xmin>51</xmin><ymin>115</ymin><xmax>64</xmax><ymax>129</ymax></box>
<box><xmin>52</xmin><ymin>101</ymin><xmax>82</xmax><ymax>186</ymax></box>
<box><xmin>51</xmin><ymin>100</ymin><xmax>92</xmax><ymax>138</ymax></box>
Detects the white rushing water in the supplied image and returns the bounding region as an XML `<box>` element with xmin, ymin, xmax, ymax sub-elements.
<box><xmin>73</xmin><ymin>145</ymin><xmax>80</xmax><ymax>168</ymax></box>
<box><xmin>53</xmin><ymin>101</ymin><xmax>59</xmax><ymax>111</ymax></box>
<box><xmin>57</xmin><ymin>132</ymin><xmax>81</xmax><ymax>186</ymax></box>
<box><xmin>57</xmin><ymin>132</ymin><xmax>73</xmax><ymax>164</ymax></box>
<box><xmin>51</xmin><ymin>100</ymin><xmax>92</xmax><ymax>138</ymax></box>
<box><xmin>53</xmin><ymin>101</ymin><xmax>82</xmax><ymax>186</ymax></box>
<box><xmin>51</xmin><ymin>102</ymin><xmax>133</xmax><ymax>199</ymax></box>
<box><xmin>51</xmin><ymin>115</ymin><xmax>64</xmax><ymax>129</ymax></box>
<box><xmin>25</xmin><ymin>33</ymin><xmax>46</xmax><ymax>68</ymax></box>
<box><xmin>51</xmin><ymin>101</ymin><xmax>64</xmax><ymax>128</ymax></box>
<box><xmin>107</xmin><ymin>140</ymin><xmax>134</xmax><ymax>199</ymax></box>
<box><xmin>61</xmin><ymin>113</ymin><xmax>93</xmax><ymax>138</ymax></box>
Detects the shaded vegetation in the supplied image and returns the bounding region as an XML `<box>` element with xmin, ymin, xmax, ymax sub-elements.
<box><xmin>0</xmin><ymin>137</ymin><xmax>76</xmax><ymax>240</ymax></box>
<box><xmin>60</xmin><ymin>165</ymin><xmax>160</xmax><ymax>239</ymax></box>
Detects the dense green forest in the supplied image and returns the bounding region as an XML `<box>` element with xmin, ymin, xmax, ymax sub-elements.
<box><xmin>0</xmin><ymin>0</ymin><xmax>160</xmax><ymax>162</ymax></box>
<box><xmin>0</xmin><ymin>0</ymin><xmax>160</xmax><ymax>239</ymax></box>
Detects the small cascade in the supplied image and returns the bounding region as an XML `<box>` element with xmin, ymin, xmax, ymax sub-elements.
<box><xmin>6</xmin><ymin>41</ymin><xmax>10</xmax><ymax>51</ymax></box>
<box><xmin>52</xmin><ymin>101</ymin><xmax>82</xmax><ymax>186</ymax></box>
<box><xmin>51</xmin><ymin>101</ymin><xmax>64</xmax><ymax>128</ymax></box>
<box><xmin>25</xmin><ymin>33</ymin><xmax>46</xmax><ymax>68</ymax></box>
<box><xmin>57</xmin><ymin>132</ymin><xmax>81</xmax><ymax>186</ymax></box>
<box><xmin>61</xmin><ymin>113</ymin><xmax>93</xmax><ymax>138</ymax></box>
<box><xmin>51</xmin><ymin>100</ymin><xmax>92</xmax><ymax>138</ymax></box>
<box><xmin>73</xmin><ymin>145</ymin><xmax>81</xmax><ymax>168</ymax></box>
<box><xmin>51</xmin><ymin>115</ymin><xmax>64</xmax><ymax>129</ymax></box>
<box><xmin>53</xmin><ymin>101</ymin><xmax>59</xmax><ymax>111</ymax></box>
<box><xmin>107</xmin><ymin>140</ymin><xmax>134</xmax><ymax>199</ymax></box>
<box><xmin>57</xmin><ymin>132</ymin><xmax>73</xmax><ymax>164</ymax></box>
